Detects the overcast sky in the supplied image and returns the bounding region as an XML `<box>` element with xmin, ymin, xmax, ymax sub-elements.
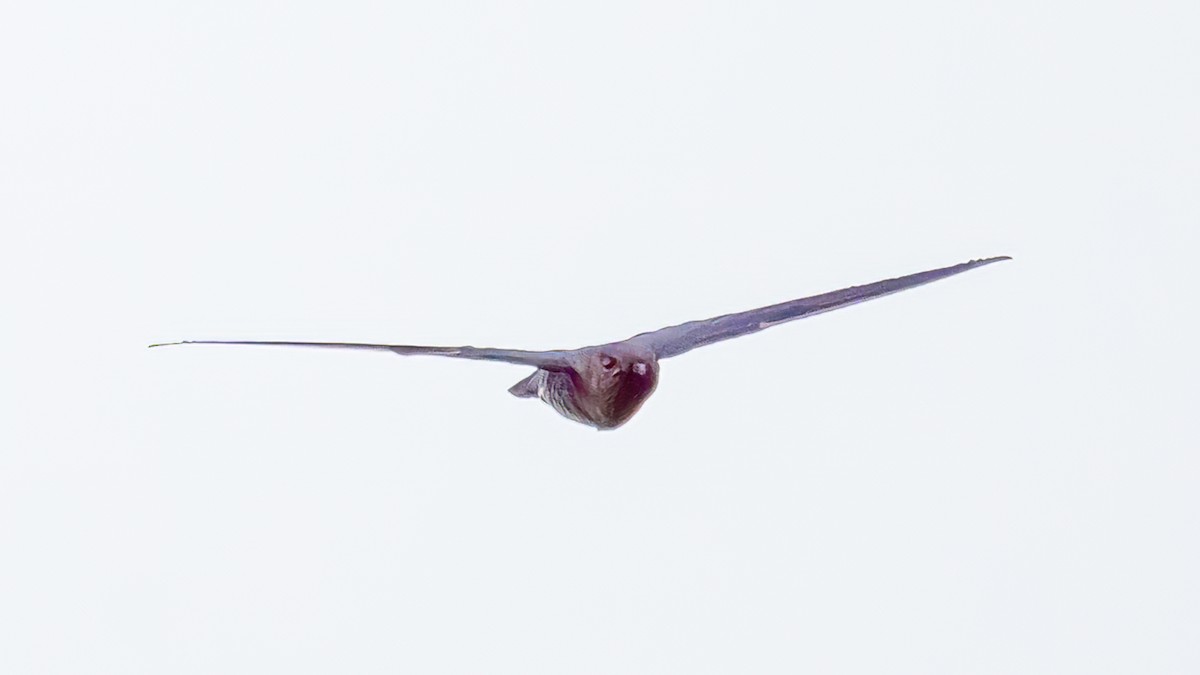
<box><xmin>2</xmin><ymin>1</ymin><xmax>1198</xmax><ymax>674</ymax></box>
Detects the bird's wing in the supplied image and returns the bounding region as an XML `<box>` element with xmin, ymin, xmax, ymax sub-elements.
<box><xmin>148</xmin><ymin>340</ymin><xmax>576</xmax><ymax>369</ymax></box>
<box><xmin>625</xmin><ymin>257</ymin><xmax>1010</xmax><ymax>359</ymax></box>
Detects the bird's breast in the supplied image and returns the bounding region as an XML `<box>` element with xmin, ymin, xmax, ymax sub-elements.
<box><xmin>537</xmin><ymin>368</ymin><xmax>658</xmax><ymax>430</ymax></box>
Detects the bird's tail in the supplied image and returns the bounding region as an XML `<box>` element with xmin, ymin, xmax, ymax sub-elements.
<box><xmin>507</xmin><ymin>371</ymin><xmax>542</xmax><ymax>398</ymax></box>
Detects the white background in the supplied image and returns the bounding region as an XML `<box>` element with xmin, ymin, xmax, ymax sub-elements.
<box><xmin>2</xmin><ymin>2</ymin><xmax>1198</xmax><ymax>673</ymax></box>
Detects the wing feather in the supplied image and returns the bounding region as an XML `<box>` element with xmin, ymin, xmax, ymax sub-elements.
<box><xmin>148</xmin><ymin>340</ymin><xmax>575</xmax><ymax>369</ymax></box>
<box><xmin>627</xmin><ymin>257</ymin><xmax>1010</xmax><ymax>359</ymax></box>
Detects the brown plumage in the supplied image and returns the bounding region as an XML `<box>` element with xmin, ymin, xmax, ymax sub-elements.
<box><xmin>505</xmin><ymin>344</ymin><xmax>660</xmax><ymax>429</ymax></box>
<box><xmin>151</xmin><ymin>257</ymin><xmax>1009</xmax><ymax>430</ymax></box>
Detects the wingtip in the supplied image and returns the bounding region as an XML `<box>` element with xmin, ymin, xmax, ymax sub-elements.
<box><xmin>971</xmin><ymin>255</ymin><xmax>1012</xmax><ymax>265</ymax></box>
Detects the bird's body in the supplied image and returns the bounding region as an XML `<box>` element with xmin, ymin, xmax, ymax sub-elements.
<box><xmin>509</xmin><ymin>344</ymin><xmax>661</xmax><ymax>429</ymax></box>
<box><xmin>151</xmin><ymin>257</ymin><xmax>1010</xmax><ymax>430</ymax></box>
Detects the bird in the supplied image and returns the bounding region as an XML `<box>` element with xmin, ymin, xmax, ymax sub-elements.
<box><xmin>151</xmin><ymin>256</ymin><xmax>1009</xmax><ymax>430</ymax></box>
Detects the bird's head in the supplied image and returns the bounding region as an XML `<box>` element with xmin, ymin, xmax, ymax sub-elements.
<box><xmin>595</xmin><ymin>352</ymin><xmax>653</xmax><ymax>377</ymax></box>
<box><xmin>580</xmin><ymin>349</ymin><xmax>659</xmax><ymax>429</ymax></box>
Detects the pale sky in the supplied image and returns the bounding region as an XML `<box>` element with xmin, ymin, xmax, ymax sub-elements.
<box><xmin>2</xmin><ymin>2</ymin><xmax>1198</xmax><ymax>674</ymax></box>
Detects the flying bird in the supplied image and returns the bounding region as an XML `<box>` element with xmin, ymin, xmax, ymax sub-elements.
<box><xmin>151</xmin><ymin>257</ymin><xmax>1009</xmax><ymax>429</ymax></box>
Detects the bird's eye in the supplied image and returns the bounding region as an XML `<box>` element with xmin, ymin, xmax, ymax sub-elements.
<box><xmin>600</xmin><ymin>355</ymin><xmax>617</xmax><ymax>369</ymax></box>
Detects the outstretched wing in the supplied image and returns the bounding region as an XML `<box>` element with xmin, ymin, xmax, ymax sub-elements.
<box><xmin>626</xmin><ymin>257</ymin><xmax>1010</xmax><ymax>359</ymax></box>
<box><xmin>148</xmin><ymin>340</ymin><xmax>575</xmax><ymax>369</ymax></box>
